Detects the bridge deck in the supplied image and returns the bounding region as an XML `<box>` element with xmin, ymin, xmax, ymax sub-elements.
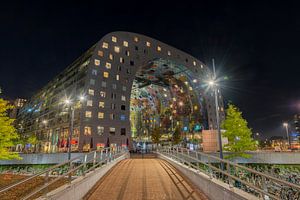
<box><xmin>85</xmin><ymin>158</ymin><xmax>208</xmax><ymax>200</ymax></box>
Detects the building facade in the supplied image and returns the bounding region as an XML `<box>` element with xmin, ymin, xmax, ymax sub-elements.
<box><xmin>17</xmin><ymin>32</ymin><xmax>224</xmax><ymax>153</ymax></box>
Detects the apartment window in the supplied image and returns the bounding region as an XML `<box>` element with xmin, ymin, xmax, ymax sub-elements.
<box><xmin>114</xmin><ymin>46</ymin><xmax>120</xmax><ymax>53</ymax></box>
<box><xmin>94</xmin><ymin>59</ymin><xmax>100</xmax><ymax>66</ymax></box>
<box><xmin>111</xmin><ymin>103</ymin><xmax>116</xmax><ymax>109</ymax></box>
<box><xmin>92</xmin><ymin>69</ymin><xmax>97</xmax><ymax>75</ymax></box>
<box><xmin>111</xmin><ymin>93</ymin><xmax>116</xmax><ymax>99</ymax></box>
<box><xmin>125</xmin><ymin>50</ymin><xmax>130</xmax><ymax>56</ymax></box>
<box><xmin>101</xmin><ymin>81</ymin><xmax>107</xmax><ymax>87</ymax></box>
<box><xmin>102</xmin><ymin>42</ymin><xmax>109</xmax><ymax>49</ymax></box>
<box><xmin>120</xmin><ymin>115</ymin><xmax>126</xmax><ymax>121</ymax></box>
<box><xmin>98</xmin><ymin>51</ymin><xmax>104</xmax><ymax>57</ymax></box>
<box><xmin>121</xmin><ymin>128</ymin><xmax>126</xmax><ymax>135</ymax></box>
<box><xmin>122</xmin><ymin>86</ymin><xmax>126</xmax><ymax>91</ymax></box>
<box><xmin>116</xmin><ymin>74</ymin><xmax>120</xmax><ymax>80</ymax></box>
<box><xmin>84</xmin><ymin>126</ymin><xmax>92</xmax><ymax>135</ymax></box>
<box><xmin>126</xmin><ymin>69</ymin><xmax>131</xmax><ymax>74</ymax></box>
<box><xmin>123</xmin><ymin>41</ymin><xmax>128</xmax><ymax>47</ymax></box>
<box><xmin>112</xmin><ymin>84</ymin><xmax>117</xmax><ymax>90</ymax></box>
<box><xmin>90</xmin><ymin>79</ymin><xmax>95</xmax><ymax>85</ymax></box>
<box><xmin>97</xmin><ymin>126</ymin><xmax>104</xmax><ymax>135</ymax></box>
<box><xmin>109</xmin><ymin>54</ymin><xmax>114</xmax><ymax>60</ymax></box>
<box><xmin>135</xmin><ymin>46</ymin><xmax>138</xmax><ymax>51</ymax></box>
<box><xmin>105</xmin><ymin>62</ymin><xmax>111</xmax><ymax>69</ymax></box>
<box><xmin>157</xmin><ymin>46</ymin><xmax>161</xmax><ymax>51</ymax></box>
<box><xmin>120</xmin><ymin>57</ymin><xmax>124</xmax><ymax>63</ymax></box>
<box><xmin>130</xmin><ymin>61</ymin><xmax>134</xmax><ymax>66</ymax></box>
<box><xmin>87</xmin><ymin>100</ymin><xmax>93</xmax><ymax>107</ymax></box>
<box><xmin>134</xmin><ymin>36</ymin><xmax>139</xmax><ymax>42</ymax></box>
<box><xmin>121</xmin><ymin>105</ymin><xmax>126</xmax><ymax>110</ymax></box>
<box><xmin>112</xmin><ymin>36</ymin><xmax>117</xmax><ymax>42</ymax></box>
<box><xmin>103</xmin><ymin>72</ymin><xmax>109</xmax><ymax>78</ymax></box>
<box><xmin>146</xmin><ymin>41</ymin><xmax>151</xmax><ymax>47</ymax></box>
<box><xmin>85</xmin><ymin>111</ymin><xmax>92</xmax><ymax>118</ymax></box>
<box><xmin>193</xmin><ymin>61</ymin><xmax>196</xmax><ymax>66</ymax></box>
<box><xmin>121</xmin><ymin>95</ymin><xmax>126</xmax><ymax>101</ymax></box>
<box><xmin>118</xmin><ymin>66</ymin><xmax>122</xmax><ymax>71</ymax></box>
<box><xmin>109</xmin><ymin>127</ymin><xmax>116</xmax><ymax>134</ymax></box>
<box><xmin>98</xmin><ymin>112</ymin><xmax>104</xmax><ymax>119</ymax></box>
<box><xmin>110</xmin><ymin>113</ymin><xmax>115</xmax><ymax>120</ymax></box>
<box><xmin>88</xmin><ymin>89</ymin><xmax>94</xmax><ymax>96</ymax></box>
<box><xmin>100</xmin><ymin>91</ymin><xmax>106</xmax><ymax>98</ymax></box>
<box><xmin>167</xmin><ymin>51</ymin><xmax>171</xmax><ymax>56</ymax></box>
<box><xmin>201</xmin><ymin>64</ymin><xmax>204</xmax><ymax>69</ymax></box>
<box><xmin>99</xmin><ymin>101</ymin><xmax>105</xmax><ymax>108</ymax></box>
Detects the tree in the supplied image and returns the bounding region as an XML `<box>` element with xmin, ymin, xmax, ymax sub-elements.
<box><xmin>0</xmin><ymin>98</ymin><xmax>21</xmax><ymax>160</ymax></box>
<box><xmin>221</xmin><ymin>104</ymin><xmax>257</xmax><ymax>159</ymax></box>
<box><xmin>172</xmin><ymin>127</ymin><xmax>182</xmax><ymax>145</ymax></box>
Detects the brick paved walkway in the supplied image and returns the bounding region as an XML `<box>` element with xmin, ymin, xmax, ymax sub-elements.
<box><xmin>85</xmin><ymin>159</ymin><xmax>208</xmax><ymax>200</ymax></box>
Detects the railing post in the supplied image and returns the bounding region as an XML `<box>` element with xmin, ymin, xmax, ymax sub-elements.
<box><xmin>68</xmin><ymin>162</ymin><xmax>73</xmax><ymax>184</ymax></box>
<box><xmin>43</xmin><ymin>171</ymin><xmax>49</xmax><ymax>197</ymax></box>
<box><xmin>208</xmin><ymin>156</ymin><xmax>213</xmax><ymax>179</ymax></box>
<box><xmin>93</xmin><ymin>151</ymin><xmax>97</xmax><ymax>167</ymax></box>
<box><xmin>83</xmin><ymin>154</ymin><xmax>87</xmax><ymax>176</ymax></box>
<box><xmin>227</xmin><ymin>162</ymin><xmax>233</xmax><ymax>189</ymax></box>
<box><xmin>261</xmin><ymin>176</ymin><xmax>268</xmax><ymax>200</ymax></box>
<box><xmin>100</xmin><ymin>149</ymin><xmax>103</xmax><ymax>161</ymax></box>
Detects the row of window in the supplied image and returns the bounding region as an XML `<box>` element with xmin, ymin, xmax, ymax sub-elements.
<box><xmin>85</xmin><ymin>111</ymin><xmax>126</xmax><ymax>120</ymax></box>
<box><xmin>84</xmin><ymin>126</ymin><xmax>126</xmax><ymax>136</ymax></box>
<box><xmin>91</xmin><ymin>68</ymin><xmax>131</xmax><ymax>80</ymax></box>
<box><xmin>88</xmin><ymin>89</ymin><xmax>126</xmax><ymax>101</ymax></box>
<box><xmin>86</xmin><ymin>100</ymin><xmax>126</xmax><ymax>110</ymax></box>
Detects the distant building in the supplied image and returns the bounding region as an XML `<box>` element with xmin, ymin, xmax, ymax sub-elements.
<box><xmin>290</xmin><ymin>114</ymin><xmax>300</xmax><ymax>149</ymax></box>
<box><xmin>9</xmin><ymin>98</ymin><xmax>27</xmax><ymax>119</ymax></box>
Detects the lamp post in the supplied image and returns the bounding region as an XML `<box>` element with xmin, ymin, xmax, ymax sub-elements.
<box><xmin>283</xmin><ymin>122</ymin><xmax>291</xmax><ymax>149</ymax></box>
<box><xmin>209</xmin><ymin>59</ymin><xmax>223</xmax><ymax>160</ymax></box>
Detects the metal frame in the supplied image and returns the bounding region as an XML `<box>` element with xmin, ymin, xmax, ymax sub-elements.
<box><xmin>157</xmin><ymin>147</ymin><xmax>300</xmax><ymax>200</ymax></box>
<box><xmin>0</xmin><ymin>147</ymin><xmax>128</xmax><ymax>200</ymax></box>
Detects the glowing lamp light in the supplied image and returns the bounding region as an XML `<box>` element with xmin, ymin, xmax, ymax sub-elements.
<box><xmin>283</xmin><ymin>122</ymin><xmax>288</xmax><ymax>127</ymax></box>
<box><xmin>193</xmin><ymin>79</ymin><xmax>197</xmax><ymax>83</ymax></box>
<box><xmin>65</xmin><ymin>99</ymin><xmax>71</xmax><ymax>105</ymax></box>
<box><xmin>208</xmin><ymin>80</ymin><xmax>215</xmax><ymax>86</ymax></box>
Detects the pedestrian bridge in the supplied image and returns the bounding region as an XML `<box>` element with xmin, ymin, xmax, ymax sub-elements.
<box><xmin>0</xmin><ymin>147</ymin><xmax>299</xmax><ymax>200</ymax></box>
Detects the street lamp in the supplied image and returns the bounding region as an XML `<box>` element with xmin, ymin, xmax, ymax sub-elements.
<box><xmin>283</xmin><ymin>122</ymin><xmax>291</xmax><ymax>149</ymax></box>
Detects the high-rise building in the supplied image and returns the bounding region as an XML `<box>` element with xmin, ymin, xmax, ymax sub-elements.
<box><xmin>291</xmin><ymin>114</ymin><xmax>300</xmax><ymax>149</ymax></box>
<box><xmin>16</xmin><ymin>32</ymin><xmax>224</xmax><ymax>153</ymax></box>
<box><xmin>9</xmin><ymin>98</ymin><xmax>27</xmax><ymax>119</ymax></box>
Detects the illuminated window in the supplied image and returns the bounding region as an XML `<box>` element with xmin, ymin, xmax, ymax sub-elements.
<box><xmin>121</xmin><ymin>128</ymin><xmax>126</xmax><ymax>135</ymax></box>
<box><xmin>103</xmin><ymin>72</ymin><xmax>109</xmax><ymax>78</ymax></box>
<box><xmin>84</xmin><ymin>126</ymin><xmax>92</xmax><ymax>135</ymax></box>
<box><xmin>87</xmin><ymin>100</ymin><xmax>93</xmax><ymax>106</ymax></box>
<box><xmin>111</xmin><ymin>93</ymin><xmax>116</xmax><ymax>99</ymax></box>
<box><xmin>167</xmin><ymin>51</ymin><xmax>171</xmax><ymax>56</ymax></box>
<box><xmin>123</xmin><ymin>41</ymin><xmax>128</xmax><ymax>47</ymax></box>
<box><xmin>193</xmin><ymin>61</ymin><xmax>196</xmax><ymax>66</ymax></box>
<box><xmin>112</xmin><ymin>84</ymin><xmax>117</xmax><ymax>89</ymax></box>
<box><xmin>88</xmin><ymin>89</ymin><xmax>94</xmax><ymax>96</ymax></box>
<box><xmin>134</xmin><ymin>37</ymin><xmax>139</xmax><ymax>42</ymax></box>
<box><xmin>120</xmin><ymin>57</ymin><xmax>124</xmax><ymax>63</ymax></box>
<box><xmin>85</xmin><ymin>111</ymin><xmax>92</xmax><ymax>118</ymax></box>
<box><xmin>116</xmin><ymin>74</ymin><xmax>120</xmax><ymax>80</ymax></box>
<box><xmin>98</xmin><ymin>112</ymin><xmax>104</xmax><ymax>119</ymax></box>
<box><xmin>102</xmin><ymin>42</ymin><xmax>109</xmax><ymax>49</ymax></box>
<box><xmin>125</xmin><ymin>50</ymin><xmax>130</xmax><ymax>56</ymax></box>
<box><xmin>114</xmin><ymin>46</ymin><xmax>120</xmax><ymax>53</ymax></box>
<box><xmin>99</xmin><ymin>101</ymin><xmax>105</xmax><ymax>108</ymax></box>
<box><xmin>98</xmin><ymin>50</ymin><xmax>104</xmax><ymax>57</ymax></box>
<box><xmin>157</xmin><ymin>46</ymin><xmax>161</xmax><ymax>51</ymax></box>
<box><xmin>201</xmin><ymin>64</ymin><xmax>203</xmax><ymax>69</ymax></box>
<box><xmin>111</xmin><ymin>103</ymin><xmax>116</xmax><ymax>109</ymax></box>
<box><xmin>112</xmin><ymin>36</ymin><xmax>117</xmax><ymax>42</ymax></box>
<box><xmin>92</xmin><ymin>69</ymin><xmax>97</xmax><ymax>75</ymax></box>
<box><xmin>94</xmin><ymin>59</ymin><xmax>100</xmax><ymax>66</ymax></box>
<box><xmin>90</xmin><ymin>79</ymin><xmax>95</xmax><ymax>85</ymax></box>
<box><xmin>146</xmin><ymin>41</ymin><xmax>151</xmax><ymax>47</ymax></box>
<box><xmin>121</xmin><ymin>95</ymin><xmax>126</xmax><ymax>101</ymax></box>
<box><xmin>109</xmin><ymin>127</ymin><xmax>116</xmax><ymax>134</ymax></box>
<box><xmin>110</xmin><ymin>113</ymin><xmax>115</xmax><ymax>120</ymax></box>
<box><xmin>100</xmin><ymin>91</ymin><xmax>106</xmax><ymax>98</ymax></box>
<box><xmin>97</xmin><ymin>126</ymin><xmax>104</xmax><ymax>135</ymax></box>
<box><xmin>101</xmin><ymin>81</ymin><xmax>107</xmax><ymax>87</ymax></box>
<box><xmin>122</xmin><ymin>86</ymin><xmax>126</xmax><ymax>91</ymax></box>
<box><xmin>105</xmin><ymin>62</ymin><xmax>111</xmax><ymax>69</ymax></box>
<box><xmin>120</xmin><ymin>115</ymin><xmax>126</xmax><ymax>121</ymax></box>
<box><xmin>109</xmin><ymin>54</ymin><xmax>114</xmax><ymax>60</ymax></box>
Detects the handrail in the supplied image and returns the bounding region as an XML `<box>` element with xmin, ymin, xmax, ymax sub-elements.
<box><xmin>157</xmin><ymin>146</ymin><xmax>300</xmax><ymax>200</ymax></box>
<box><xmin>0</xmin><ymin>146</ymin><xmax>128</xmax><ymax>199</ymax></box>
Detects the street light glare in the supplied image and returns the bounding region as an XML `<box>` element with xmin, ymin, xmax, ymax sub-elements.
<box><xmin>208</xmin><ymin>80</ymin><xmax>215</xmax><ymax>86</ymax></box>
<box><xmin>79</xmin><ymin>95</ymin><xmax>85</xmax><ymax>101</ymax></box>
<box><xmin>65</xmin><ymin>99</ymin><xmax>71</xmax><ymax>105</ymax></box>
<box><xmin>283</xmin><ymin>122</ymin><xmax>288</xmax><ymax>127</ymax></box>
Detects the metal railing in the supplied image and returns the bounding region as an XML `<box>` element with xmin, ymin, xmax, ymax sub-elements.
<box><xmin>157</xmin><ymin>147</ymin><xmax>300</xmax><ymax>200</ymax></box>
<box><xmin>0</xmin><ymin>147</ymin><xmax>128</xmax><ymax>200</ymax></box>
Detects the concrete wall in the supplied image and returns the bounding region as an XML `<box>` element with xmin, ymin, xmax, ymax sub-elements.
<box><xmin>39</xmin><ymin>154</ymin><xmax>129</xmax><ymax>200</ymax></box>
<box><xmin>157</xmin><ymin>153</ymin><xmax>258</xmax><ymax>200</ymax></box>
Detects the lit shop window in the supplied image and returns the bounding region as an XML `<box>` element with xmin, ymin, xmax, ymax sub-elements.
<box><xmin>100</xmin><ymin>91</ymin><xmax>106</xmax><ymax>98</ymax></box>
<box><xmin>109</xmin><ymin>127</ymin><xmax>116</xmax><ymax>134</ymax></box>
<box><xmin>98</xmin><ymin>50</ymin><xmax>104</xmax><ymax>57</ymax></box>
<box><xmin>98</xmin><ymin>112</ymin><xmax>104</xmax><ymax>119</ymax></box>
<box><xmin>114</xmin><ymin>46</ymin><xmax>120</xmax><ymax>53</ymax></box>
<box><xmin>123</xmin><ymin>41</ymin><xmax>128</xmax><ymax>47</ymax></box>
<box><xmin>116</xmin><ymin>74</ymin><xmax>120</xmax><ymax>80</ymax></box>
<box><xmin>125</xmin><ymin>50</ymin><xmax>130</xmax><ymax>56</ymax></box>
<box><xmin>85</xmin><ymin>111</ymin><xmax>92</xmax><ymax>118</ymax></box>
<box><xmin>97</xmin><ymin>126</ymin><xmax>104</xmax><ymax>135</ymax></box>
<box><xmin>167</xmin><ymin>51</ymin><xmax>171</xmax><ymax>56</ymax></box>
<box><xmin>103</xmin><ymin>72</ymin><xmax>109</xmax><ymax>78</ymax></box>
<box><xmin>146</xmin><ymin>41</ymin><xmax>151</xmax><ymax>47</ymax></box>
<box><xmin>105</xmin><ymin>62</ymin><xmax>111</xmax><ymax>69</ymax></box>
<box><xmin>120</xmin><ymin>115</ymin><xmax>126</xmax><ymax>121</ymax></box>
<box><xmin>157</xmin><ymin>46</ymin><xmax>161</xmax><ymax>51</ymax></box>
<box><xmin>121</xmin><ymin>128</ymin><xmax>126</xmax><ymax>135</ymax></box>
<box><xmin>90</xmin><ymin>79</ymin><xmax>95</xmax><ymax>85</ymax></box>
<box><xmin>110</xmin><ymin>114</ymin><xmax>115</xmax><ymax>120</ymax></box>
<box><xmin>193</xmin><ymin>61</ymin><xmax>196</xmax><ymax>66</ymax></box>
<box><xmin>88</xmin><ymin>89</ymin><xmax>94</xmax><ymax>96</ymax></box>
<box><xmin>94</xmin><ymin>59</ymin><xmax>100</xmax><ymax>66</ymax></box>
<box><xmin>102</xmin><ymin>42</ymin><xmax>109</xmax><ymax>49</ymax></box>
<box><xmin>134</xmin><ymin>37</ymin><xmax>139</xmax><ymax>42</ymax></box>
<box><xmin>121</xmin><ymin>95</ymin><xmax>126</xmax><ymax>101</ymax></box>
<box><xmin>112</xmin><ymin>36</ymin><xmax>117</xmax><ymax>42</ymax></box>
<box><xmin>120</xmin><ymin>57</ymin><xmax>124</xmax><ymax>63</ymax></box>
<box><xmin>92</xmin><ymin>69</ymin><xmax>97</xmax><ymax>75</ymax></box>
<box><xmin>109</xmin><ymin>54</ymin><xmax>114</xmax><ymax>60</ymax></box>
<box><xmin>84</xmin><ymin>126</ymin><xmax>92</xmax><ymax>135</ymax></box>
<box><xmin>99</xmin><ymin>101</ymin><xmax>105</xmax><ymax>108</ymax></box>
<box><xmin>87</xmin><ymin>100</ymin><xmax>93</xmax><ymax>107</ymax></box>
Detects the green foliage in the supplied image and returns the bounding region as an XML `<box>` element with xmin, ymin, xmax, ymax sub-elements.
<box><xmin>27</xmin><ymin>135</ymin><xmax>38</xmax><ymax>145</ymax></box>
<box><xmin>0</xmin><ymin>98</ymin><xmax>21</xmax><ymax>160</ymax></box>
<box><xmin>221</xmin><ymin>104</ymin><xmax>257</xmax><ymax>159</ymax></box>
<box><xmin>172</xmin><ymin>127</ymin><xmax>182</xmax><ymax>145</ymax></box>
<box><xmin>151</xmin><ymin>127</ymin><xmax>162</xmax><ymax>144</ymax></box>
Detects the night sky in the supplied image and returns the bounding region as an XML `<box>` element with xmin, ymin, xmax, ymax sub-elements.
<box><xmin>1</xmin><ymin>1</ymin><xmax>299</xmax><ymax>139</ymax></box>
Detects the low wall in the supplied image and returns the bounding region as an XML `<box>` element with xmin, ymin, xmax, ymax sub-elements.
<box><xmin>157</xmin><ymin>153</ymin><xmax>257</xmax><ymax>200</ymax></box>
<box><xmin>39</xmin><ymin>153</ymin><xmax>129</xmax><ymax>200</ymax></box>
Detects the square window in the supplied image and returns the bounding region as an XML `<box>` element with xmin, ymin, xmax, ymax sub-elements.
<box><xmin>120</xmin><ymin>115</ymin><xmax>126</xmax><ymax>121</ymax></box>
<box><xmin>87</xmin><ymin>100</ymin><xmax>93</xmax><ymax>106</ymax></box>
<box><xmin>110</xmin><ymin>113</ymin><xmax>115</xmax><ymax>120</ymax></box>
<box><xmin>101</xmin><ymin>81</ymin><xmax>107</xmax><ymax>87</ymax></box>
<box><xmin>121</xmin><ymin>128</ymin><xmax>126</xmax><ymax>135</ymax></box>
<box><xmin>100</xmin><ymin>91</ymin><xmax>106</xmax><ymax>97</ymax></box>
<box><xmin>92</xmin><ymin>69</ymin><xmax>97</xmax><ymax>75</ymax></box>
<box><xmin>146</xmin><ymin>42</ymin><xmax>151</xmax><ymax>47</ymax></box>
<box><xmin>157</xmin><ymin>46</ymin><xmax>161</xmax><ymax>51</ymax></box>
<box><xmin>105</xmin><ymin>62</ymin><xmax>111</xmax><ymax>69</ymax></box>
<box><xmin>118</xmin><ymin>66</ymin><xmax>122</xmax><ymax>71</ymax></box>
<box><xmin>112</xmin><ymin>84</ymin><xmax>117</xmax><ymax>89</ymax></box>
<box><xmin>109</xmin><ymin>54</ymin><xmax>114</xmax><ymax>60</ymax></box>
<box><xmin>114</xmin><ymin>46</ymin><xmax>120</xmax><ymax>53</ymax></box>
<box><xmin>123</xmin><ymin>41</ymin><xmax>128</xmax><ymax>47</ymax></box>
<box><xmin>85</xmin><ymin>111</ymin><xmax>92</xmax><ymax>118</ymax></box>
<box><xmin>193</xmin><ymin>61</ymin><xmax>196</xmax><ymax>66</ymax></box>
<box><xmin>167</xmin><ymin>51</ymin><xmax>171</xmax><ymax>56</ymax></box>
<box><xmin>98</xmin><ymin>50</ymin><xmax>104</xmax><ymax>57</ymax></box>
<box><xmin>134</xmin><ymin>37</ymin><xmax>139</xmax><ymax>42</ymax></box>
<box><xmin>112</xmin><ymin>36</ymin><xmax>117</xmax><ymax>42</ymax></box>
<box><xmin>122</xmin><ymin>86</ymin><xmax>126</xmax><ymax>91</ymax></box>
<box><xmin>102</xmin><ymin>42</ymin><xmax>109</xmax><ymax>49</ymax></box>
<box><xmin>90</xmin><ymin>79</ymin><xmax>95</xmax><ymax>85</ymax></box>
<box><xmin>111</xmin><ymin>103</ymin><xmax>116</xmax><ymax>109</ymax></box>
<box><xmin>98</xmin><ymin>112</ymin><xmax>104</xmax><ymax>119</ymax></box>
<box><xmin>111</xmin><ymin>93</ymin><xmax>116</xmax><ymax>99</ymax></box>
<box><xmin>135</xmin><ymin>46</ymin><xmax>138</xmax><ymax>51</ymax></box>
<box><xmin>125</xmin><ymin>50</ymin><xmax>130</xmax><ymax>56</ymax></box>
<box><xmin>109</xmin><ymin>127</ymin><xmax>116</xmax><ymax>134</ymax></box>
<box><xmin>120</xmin><ymin>57</ymin><xmax>124</xmax><ymax>63</ymax></box>
<box><xmin>94</xmin><ymin>59</ymin><xmax>100</xmax><ymax>66</ymax></box>
<box><xmin>116</xmin><ymin>74</ymin><xmax>120</xmax><ymax>80</ymax></box>
<box><xmin>99</xmin><ymin>101</ymin><xmax>105</xmax><ymax>108</ymax></box>
<box><xmin>103</xmin><ymin>72</ymin><xmax>109</xmax><ymax>78</ymax></box>
<box><xmin>121</xmin><ymin>95</ymin><xmax>126</xmax><ymax>101</ymax></box>
<box><xmin>121</xmin><ymin>105</ymin><xmax>126</xmax><ymax>110</ymax></box>
<box><xmin>88</xmin><ymin>89</ymin><xmax>94</xmax><ymax>96</ymax></box>
<box><xmin>97</xmin><ymin>126</ymin><xmax>104</xmax><ymax>135</ymax></box>
<box><xmin>84</xmin><ymin>126</ymin><xmax>92</xmax><ymax>135</ymax></box>
<box><xmin>130</xmin><ymin>61</ymin><xmax>134</xmax><ymax>66</ymax></box>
